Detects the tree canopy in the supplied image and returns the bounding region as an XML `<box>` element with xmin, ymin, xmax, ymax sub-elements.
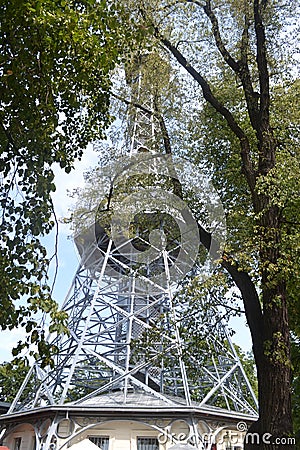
<box><xmin>0</xmin><ymin>0</ymin><xmax>142</xmax><ymax>363</ymax></box>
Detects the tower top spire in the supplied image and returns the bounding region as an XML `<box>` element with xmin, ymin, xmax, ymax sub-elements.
<box><xmin>125</xmin><ymin>51</ymin><xmax>170</xmax><ymax>156</ymax></box>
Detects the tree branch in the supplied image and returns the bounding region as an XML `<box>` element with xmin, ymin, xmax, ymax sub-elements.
<box><xmin>48</xmin><ymin>205</ymin><xmax>59</xmax><ymax>296</ymax></box>
<box><xmin>191</xmin><ymin>218</ymin><xmax>264</xmax><ymax>354</ymax></box>
<box><xmin>155</xmin><ymin>107</ymin><xmax>264</xmax><ymax>353</ymax></box>
<box><xmin>203</xmin><ymin>0</ymin><xmax>240</xmax><ymax>72</ymax></box>
<box><xmin>153</xmin><ymin>96</ymin><xmax>184</xmax><ymax>198</ymax></box>
<box><xmin>254</xmin><ymin>0</ymin><xmax>270</xmax><ymax>128</ymax></box>
<box><xmin>202</xmin><ymin>0</ymin><xmax>260</xmax><ymax>131</ymax></box>
<box><xmin>159</xmin><ymin>34</ymin><xmax>257</xmax><ymax>194</ymax></box>
<box><xmin>253</xmin><ymin>0</ymin><xmax>277</xmax><ymax>175</ymax></box>
<box><xmin>110</xmin><ymin>90</ymin><xmax>153</xmax><ymax>116</ymax></box>
<box><xmin>222</xmin><ymin>257</ymin><xmax>264</xmax><ymax>356</ymax></box>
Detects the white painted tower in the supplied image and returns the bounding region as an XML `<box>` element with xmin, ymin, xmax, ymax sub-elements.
<box><xmin>0</xmin><ymin>53</ymin><xmax>257</xmax><ymax>450</ymax></box>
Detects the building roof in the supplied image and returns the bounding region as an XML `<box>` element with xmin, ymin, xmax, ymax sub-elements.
<box><xmin>0</xmin><ymin>390</ymin><xmax>258</xmax><ymax>425</ymax></box>
<box><xmin>77</xmin><ymin>391</ymin><xmax>183</xmax><ymax>408</ymax></box>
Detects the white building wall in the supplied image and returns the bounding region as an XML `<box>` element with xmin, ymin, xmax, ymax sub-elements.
<box><xmin>2</xmin><ymin>418</ymin><xmax>246</xmax><ymax>449</ymax></box>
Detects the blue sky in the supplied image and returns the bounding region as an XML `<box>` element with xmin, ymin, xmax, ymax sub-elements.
<box><xmin>0</xmin><ymin>145</ymin><xmax>99</xmax><ymax>363</ymax></box>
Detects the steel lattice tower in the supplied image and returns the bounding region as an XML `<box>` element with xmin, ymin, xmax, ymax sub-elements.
<box><xmin>2</xmin><ymin>53</ymin><xmax>258</xmax><ymax>450</ymax></box>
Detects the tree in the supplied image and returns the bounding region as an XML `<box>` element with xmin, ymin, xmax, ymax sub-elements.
<box><xmin>100</xmin><ymin>1</ymin><xmax>299</xmax><ymax>447</ymax></box>
<box><xmin>0</xmin><ymin>0</ymin><xmax>142</xmax><ymax>363</ymax></box>
<box><xmin>0</xmin><ymin>359</ymin><xmax>31</xmax><ymax>403</ymax></box>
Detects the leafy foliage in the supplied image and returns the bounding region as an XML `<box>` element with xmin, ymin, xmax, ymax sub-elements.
<box><xmin>0</xmin><ymin>359</ymin><xmax>31</xmax><ymax>403</ymax></box>
<box><xmin>0</xmin><ymin>0</ymin><xmax>142</xmax><ymax>361</ymax></box>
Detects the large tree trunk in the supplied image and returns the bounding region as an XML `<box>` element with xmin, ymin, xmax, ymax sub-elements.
<box><xmin>223</xmin><ymin>245</ymin><xmax>294</xmax><ymax>449</ymax></box>
<box><xmin>245</xmin><ymin>198</ymin><xmax>294</xmax><ymax>449</ymax></box>
<box><xmin>245</xmin><ymin>287</ymin><xmax>293</xmax><ymax>449</ymax></box>
<box><xmin>194</xmin><ymin>204</ymin><xmax>294</xmax><ymax>449</ymax></box>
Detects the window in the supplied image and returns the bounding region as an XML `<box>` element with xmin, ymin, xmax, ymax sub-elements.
<box><xmin>14</xmin><ymin>437</ymin><xmax>22</xmax><ymax>450</ymax></box>
<box><xmin>88</xmin><ymin>436</ymin><xmax>109</xmax><ymax>450</ymax></box>
<box><xmin>137</xmin><ymin>437</ymin><xmax>159</xmax><ymax>450</ymax></box>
